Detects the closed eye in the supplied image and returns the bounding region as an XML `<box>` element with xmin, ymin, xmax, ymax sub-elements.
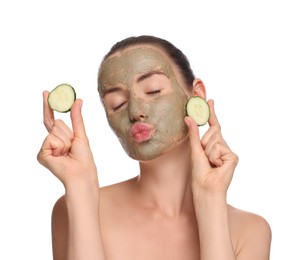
<box><xmin>113</xmin><ymin>102</ymin><xmax>127</xmax><ymax>111</ymax></box>
<box><xmin>146</xmin><ymin>89</ymin><xmax>161</xmax><ymax>95</ymax></box>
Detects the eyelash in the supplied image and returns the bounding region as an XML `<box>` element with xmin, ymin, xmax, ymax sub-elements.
<box><xmin>146</xmin><ymin>89</ymin><xmax>161</xmax><ymax>95</ymax></box>
<box><xmin>113</xmin><ymin>102</ymin><xmax>126</xmax><ymax>111</ymax></box>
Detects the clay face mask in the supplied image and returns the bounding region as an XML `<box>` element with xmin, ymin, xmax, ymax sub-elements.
<box><xmin>99</xmin><ymin>47</ymin><xmax>189</xmax><ymax>161</ymax></box>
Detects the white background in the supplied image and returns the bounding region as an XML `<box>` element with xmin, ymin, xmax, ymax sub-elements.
<box><xmin>1</xmin><ymin>0</ymin><xmax>304</xmax><ymax>259</ymax></box>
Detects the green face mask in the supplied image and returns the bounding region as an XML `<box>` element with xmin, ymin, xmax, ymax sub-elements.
<box><xmin>99</xmin><ymin>47</ymin><xmax>189</xmax><ymax>161</ymax></box>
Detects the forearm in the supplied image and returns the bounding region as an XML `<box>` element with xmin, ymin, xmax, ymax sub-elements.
<box><xmin>194</xmin><ymin>191</ymin><xmax>235</xmax><ymax>260</ymax></box>
<box><xmin>65</xmin><ymin>180</ymin><xmax>105</xmax><ymax>260</ymax></box>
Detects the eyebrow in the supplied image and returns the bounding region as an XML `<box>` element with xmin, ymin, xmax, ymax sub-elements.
<box><xmin>136</xmin><ymin>70</ymin><xmax>167</xmax><ymax>83</ymax></box>
<box><xmin>102</xmin><ymin>86</ymin><xmax>123</xmax><ymax>97</ymax></box>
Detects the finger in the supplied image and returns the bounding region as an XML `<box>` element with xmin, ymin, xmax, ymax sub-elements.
<box><xmin>200</xmin><ymin>124</ymin><xmax>219</xmax><ymax>149</ymax></box>
<box><xmin>50</xmin><ymin>137</ymin><xmax>66</xmax><ymax>157</ymax></box>
<box><xmin>40</xmin><ymin>134</ymin><xmax>66</xmax><ymax>158</ymax></box>
<box><xmin>206</xmin><ymin>142</ymin><xmax>224</xmax><ymax>167</ymax></box>
<box><xmin>52</xmin><ymin>119</ymin><xmax>74</xmax><ymax>142</ymax></box>
<box><xmin>43</xmin><ymin>91</ymin><xmax>55</xmax><ymax>132</ymax></box>
<box><xmin>70</xmin><ymin>99</ymin><xmax>89</xmax><ymax>143</ymax></box>
<box><xmin>51</xmin><ymin>121</ymin><xmax>73</xmax><ymax>156</ymax></box>
<box><xmin>207</xmin><ymin>99</ymin><xmax>221</xmax><ymax>128</ymax></box>
<box><xmin>203</xmin><ymin>130</ymin><xmax>219</xmax><ymax>155</ymax></box>
<box><xmin>184</xmin><ymin>116</ymin><xmax>204</xmax><ymax>157</ymax></box>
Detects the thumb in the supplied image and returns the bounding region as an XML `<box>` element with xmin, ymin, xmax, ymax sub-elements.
<box><xmin>70</xmin><ymin>99</ymin><xmax>89</xmax><ymax>144</ymax></box>
<box><xmin>184</xmin><ymin>116</ymin><xmax>204</xmax><ymax>158</ymax></box>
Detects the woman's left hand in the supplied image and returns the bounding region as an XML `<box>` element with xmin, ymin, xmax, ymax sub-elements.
<box><xmin>184</xmin><ymin>99</ymin><xmax>239</xmax><ymax>195</ymax></box>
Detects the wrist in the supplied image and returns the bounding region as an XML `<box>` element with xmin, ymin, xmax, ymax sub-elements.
<box><xmin>65</xmin><ymin>176</ymin><xmax>100</xmax><ymax>201</ymax></box>
<box><xmin>192</xmin><ymin>185</ymin><xmax>227</xmax><ymax>208</ymax></box>
<box><xmin>192</xmin><ymin>179</ymin><xmax>228</xmax><ymax>193</ymax></box>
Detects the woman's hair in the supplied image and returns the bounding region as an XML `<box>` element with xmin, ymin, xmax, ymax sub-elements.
<box><xmin>98</xmin><ymin>35</ymin><xmax>195</xmax><ymax>89</ymax></box>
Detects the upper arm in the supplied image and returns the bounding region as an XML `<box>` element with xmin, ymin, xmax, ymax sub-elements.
<box><xmin>51</xmin><ymin>195</ymin><xmax>68</xmax><ymax>260</ymax></box>
<box><xmin>237</xmin><ymin>214</ymin><xmax>272</xmax><ymax>260</ymax></box>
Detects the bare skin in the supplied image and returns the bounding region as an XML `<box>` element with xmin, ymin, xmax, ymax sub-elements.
<box><xmin>38</xmin><ymin>44</ymin><xmax>272</xmax><ymax>260</ymax></box>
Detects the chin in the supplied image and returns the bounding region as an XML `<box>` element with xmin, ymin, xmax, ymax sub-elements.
<box><xmin>128</xmin><ymin>133</ymin><xmax>189</xmax><ymax>162</ymax></box>
<box><xmin>126</xmin><ymin>149</ymin><xmax>164</xmax><ymax>162</ymax></box>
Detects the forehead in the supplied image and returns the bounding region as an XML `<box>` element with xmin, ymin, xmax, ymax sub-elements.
<box><xmin>107</xmin><ymin>44</ymin><xmax>172</xmax><ymax>66</ymax></box>
<box><xmin>98</xmin><ymin>45</ymin><xmax>176</xmax><ymax>92</ymax></box>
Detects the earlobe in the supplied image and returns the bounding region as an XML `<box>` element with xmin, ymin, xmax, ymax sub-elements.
<box><xmin>192</xmin><ymin>78</ymin><xmax>206</xmax><ymax>99</ymax></box>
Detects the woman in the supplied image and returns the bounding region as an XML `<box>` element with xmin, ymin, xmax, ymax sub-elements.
<box><xmin>38</xmin><ymin>35</ymin><xmax>272</xmax><ymax>260</ymax></box>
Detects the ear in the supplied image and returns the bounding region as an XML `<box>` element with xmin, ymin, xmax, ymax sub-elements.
<box><xmin>192</xmin><ymin>78</ymin><xmax>206</xmax><ymax>99</ymax></box>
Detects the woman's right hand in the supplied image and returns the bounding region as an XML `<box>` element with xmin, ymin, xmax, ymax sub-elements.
<box><xmin>37</xmin><ymin>91</ymin><xmax>98</xmax><ymax>188</ymax></box>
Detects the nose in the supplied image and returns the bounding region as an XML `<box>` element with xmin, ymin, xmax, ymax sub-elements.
<box><xmin>128</xmin><ymin>94</ymin><xmax>149</xmax><ymax>123</ymax></box>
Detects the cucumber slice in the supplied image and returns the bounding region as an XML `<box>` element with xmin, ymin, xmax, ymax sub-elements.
<box><xmin>48</xmin><ymin>83</ymin><xmax>76</xmax><ymax>113</ymax></box>
<box><xmin>185</xmin><ymin>96</ymin><xmax>210</xmax><ymax>126</ymax></box>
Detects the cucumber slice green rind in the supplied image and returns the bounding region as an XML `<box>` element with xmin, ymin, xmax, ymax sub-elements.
<box><xmin>185</xmin><ymin>96</ymin><xmax>210</xmax><ymax>126</ymax></box>
<box><xmin>48</xmin><ymin>84</ymin><xmax>76</xmax><ymax>113</ymax></box>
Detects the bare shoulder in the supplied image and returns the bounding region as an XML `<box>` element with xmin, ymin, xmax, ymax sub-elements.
<box><xmin>99</xmin><ymin>177</ymin><xmax>137</xmax><ymax>203</ymax></box>
<box><xmin>51</xmin><ymin>195</ymin><xmax>68</xmax><ymax>260</ymax></box>
<box><xmin>52</xmin><ymin>194</ymin><xmax>68</xmax><ymax>227</ymax></box>
<box><xmin>228</xmin><ymin>205</ymin><xmax>272</xmax><ymax>259</ymax></box>
<box><xmin>228</xmin><ymin>204</ymin><xmax>271</xmax><ymax>232</ymax></box>
<box><xmin>52</xmin><ymin>194</ymin><xmax>67</xmax><ymax>214</ymax></box>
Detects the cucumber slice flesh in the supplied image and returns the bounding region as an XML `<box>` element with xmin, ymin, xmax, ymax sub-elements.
<box><xmin>48</xmin><ymin>84</ymin><xmax>76</xmax><ymax>113</ymax></box>
<box><xmin>185</xmin><ymin>96</ymin><xmax>210</xmax><ymax>126</ymax></box>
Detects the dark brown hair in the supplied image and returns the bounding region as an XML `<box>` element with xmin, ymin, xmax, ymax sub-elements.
<box><xmin>98</xmin><ymin>35</ymin><xmax>195</xmax><ymax>90</ymax></box>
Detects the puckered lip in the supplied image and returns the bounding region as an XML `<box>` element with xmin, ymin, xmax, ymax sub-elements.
<box><xmin>130</xmin><ymin>122</ymin><xmax>155</xmax><ymax>143</ymax></box>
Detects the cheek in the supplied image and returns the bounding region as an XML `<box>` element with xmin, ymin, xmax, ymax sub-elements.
<box><xmin>107</xmin><ymin>112</ymin><xmax>129</xmax><ymax>137</ymax></box>
<box><xmin>160</xmin><ymin>91</ymin><xmax>187</xmax><ymax>117</ymax></box>
<box><xmin>151</xmin><ymin>94</ymin><xmax>187</xmax><ymax>133</ymax></box>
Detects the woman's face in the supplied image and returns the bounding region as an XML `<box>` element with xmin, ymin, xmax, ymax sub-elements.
<box><xmin>99</xmin><ymin>46</ymin><xmax>191</xmax><ymax>161</ymax></box>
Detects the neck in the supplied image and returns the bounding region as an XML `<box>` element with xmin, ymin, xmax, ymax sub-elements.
<box><xmin>136</xmin><ymin>137</ymin><xmax>194</xmax><ymax>217</ymax></box>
